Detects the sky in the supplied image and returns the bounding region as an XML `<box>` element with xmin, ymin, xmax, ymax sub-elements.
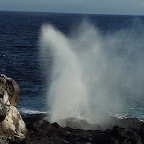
<box><xmin>0</xmin><ymin>0</ymin><xmax>144</xmax><ymax>15</ymax></box>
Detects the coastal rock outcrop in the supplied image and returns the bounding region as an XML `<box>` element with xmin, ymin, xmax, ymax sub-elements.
<box><xmin>1</xmin><ymin>74</ymin><xmax>144</xmax><ymax>144</ymax></box>
<box><xmin>23</xmin><ymin>114</ymin><xmax>144</xmax><ymax>144</ymax></box>
<box><xmin>0</xmin><ymin>74</ymin><xmax>27</xmax><ymax>143</ymax></box>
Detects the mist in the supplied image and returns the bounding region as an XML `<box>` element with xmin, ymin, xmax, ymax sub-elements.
<box><xmin>39</xmin><ymin>20</ymin><xmax>144</xmax><ymax>127</ymax></box>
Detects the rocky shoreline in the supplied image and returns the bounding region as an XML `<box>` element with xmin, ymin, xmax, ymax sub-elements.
<box><xmin>22</xmin><ymin>114</ymin><xmax>144</xmax><ymax>144</ymax></box>
<box><xmin>0</xmin><ymin>74</ymin><xmax>144</xmax><ymax>144</ymax></box>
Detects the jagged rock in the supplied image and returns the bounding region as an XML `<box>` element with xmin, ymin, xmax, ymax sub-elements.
<box><xmin>0</xmin><ymin>74</ymin><xmax>19</xmax><ymax>106</ymax></box>
<box><xmin>96</xmin><ymin>126</ymin><xmax>142</xmax><ymax>144</ymax></box>
<box><xmin>0</xmin><ymin>74</ymin><xmax>26</xmax><ymax>143</ymax></box>
<box><xmin>23</xmin><ymin>115</ymin><xmax>144</xmax><ymax>144</ymax></box>
<box><xmin>2</xmin><ymin>106</ymin><xmax>27</xmax><ymax>141</ymax></box>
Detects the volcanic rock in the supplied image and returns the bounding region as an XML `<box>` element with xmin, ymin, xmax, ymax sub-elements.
<box><xmin>23</xmin><ymin>114</ymin><xmax>144</xmax><ymax>144</ymax></box>
<box><xmin>0</xmin><ymin>74</ymin><xmax>19</xmax><ymax>106</ymax></box>
<box><xmin>0</xmin><ymin>74</ymin><xmax>27</xmax><ymax>143</ymax></box>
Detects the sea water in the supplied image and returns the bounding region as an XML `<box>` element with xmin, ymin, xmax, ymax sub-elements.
<box><xmin>0</xmin><ymin>11</ymin><xmax>144</xmax><ymax>122</ymax></box>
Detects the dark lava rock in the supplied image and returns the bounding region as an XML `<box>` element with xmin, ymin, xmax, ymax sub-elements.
<box><xmin>22</xmin><ymin>114</ymin><xmax>144</xmax><ymax>144</ymax></box>
<box><xmin>97</xmin><ymin>126</ymin><xmax>142</xmax><ymax>144</ymax></box>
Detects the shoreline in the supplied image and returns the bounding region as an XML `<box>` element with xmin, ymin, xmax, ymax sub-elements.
<box><xmin>22</xmin><ymin>113</ymin><xmax>144</xmax><ymax>144</ymax></box>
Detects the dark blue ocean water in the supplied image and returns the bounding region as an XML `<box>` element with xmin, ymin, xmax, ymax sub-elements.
<box><xmin>0</xmin><ymin>11</ymin><xmax>144</xmax><ymax>118</ymax></box>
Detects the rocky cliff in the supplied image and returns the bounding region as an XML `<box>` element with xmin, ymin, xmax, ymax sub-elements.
<box><xmin>0</xmin><ymin>74</ymin><xmax>27</xmax><ymax>144</ymax></box>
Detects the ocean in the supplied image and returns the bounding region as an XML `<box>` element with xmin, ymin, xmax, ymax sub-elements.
<box><xmin>0</xmin><ymin>11</ymin><xmax>144</xmax><ymax>122</ymax></box>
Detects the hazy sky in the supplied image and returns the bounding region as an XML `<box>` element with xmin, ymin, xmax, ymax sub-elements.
<box><xmin>0</xmin><ymin>0</ymin><xmax>144</xmax><ymax>15</ymax></box>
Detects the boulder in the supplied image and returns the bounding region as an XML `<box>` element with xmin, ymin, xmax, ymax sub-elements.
<box><xmin>0</xmin><ymin>74</ymin><xmax>19</xmax><ymax>106</ymax></box>
<box><xmin>0</xmin><ymin>74</ymin><xmax>27</xmax><ymax>143</ymax></box>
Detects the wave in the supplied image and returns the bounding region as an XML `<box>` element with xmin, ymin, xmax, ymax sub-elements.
<box><xmin>19</xmin><ymin>107</ymin><xmax>48</xmax><ymax>115</ymax></box>
<box><xmin>18</xmin><ymin>107</ymin><xmax>144</xmax><ymax>130</ymax></box>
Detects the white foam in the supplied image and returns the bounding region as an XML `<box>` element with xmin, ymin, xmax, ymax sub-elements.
<box><xmin>19</xmin><ymin>107</ymin><xmax>47</xmax><ymax>115</ymax></box>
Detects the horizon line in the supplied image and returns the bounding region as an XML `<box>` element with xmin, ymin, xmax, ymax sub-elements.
<box><xmin>0</xmin><ymin>9</ymin><xmax>144</xmax><ymax>17</ymax></box>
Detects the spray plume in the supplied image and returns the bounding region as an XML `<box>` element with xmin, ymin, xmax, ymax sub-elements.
<box><xmin>39</xmin><ymin>20</ymin><xmax>144</xmax><ymax>127</ymax></box>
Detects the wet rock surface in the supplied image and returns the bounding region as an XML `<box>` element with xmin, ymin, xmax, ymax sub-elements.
<box><xmin>23</xmin><ymin>114</ymin><xmax>144</xmax><ymax>144</ymax></box>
